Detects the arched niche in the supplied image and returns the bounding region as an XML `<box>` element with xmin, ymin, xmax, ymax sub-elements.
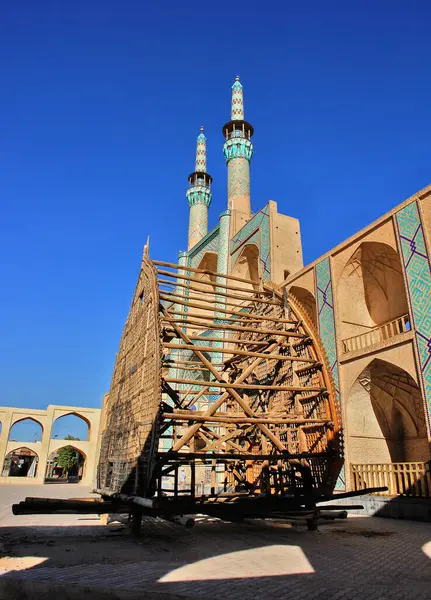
<box><xmin>188</xmin><ymin>252</ymin><xmax>218</xmax><ymax>331</ymax></box>
<box><xmin>2</xmin><ymin>447</ymin><xmax>39</xmax><ymax>478</ymax></box>
<box><xmin>8</xmin><ymin>417</ymin><xmax>43</xmax><ymax>443</ymax></box>
<box><xmin>289</xmin><ymin>286</ymin><xmax>317</xmax><ymax>328</ymax></box>
<box><xmin>51</xmin><ymin>412</ymin><xmax>90</xmax><ymax>442</ymax></box>
<box><xmin>346</xmin><ymin>358</ymin><xmax>429</xmax><ymax>464</ymax></box>
<box><xmin>337</xmin><ymin>242</ymin><xmax>409</xmax><ymax>344</ymax></box>
<box><xmin>231</xmin><ymin>244</ymin><xmax>260</xmax><ymax>295</ymax></box>
<box><xmin>45</xmin><ymin>446</ymin><xmax>86</xmax><ymax>482</ymax></box>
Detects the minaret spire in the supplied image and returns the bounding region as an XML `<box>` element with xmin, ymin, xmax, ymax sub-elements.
<box><xmin>186</xmin><ymin>127</ymin><xmax>213</xmax><ymax>250</ymax></box>
<box><xmin>231</xmin><ymin>75</ymin><xmax>244</xmax><ymax>120</ymax></box>
<box><xmin>223</xmin><ymin>76</ymin><xmax>254</xmax><ymax>234</ymax></box>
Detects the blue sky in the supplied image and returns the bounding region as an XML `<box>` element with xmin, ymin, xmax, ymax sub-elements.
<box><xmin>1</xmin><ymin>1</ymin><xmax>431</xmax><ymax>414</ymax></box>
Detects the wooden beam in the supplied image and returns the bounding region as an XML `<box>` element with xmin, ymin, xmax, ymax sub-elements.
<box><xmin>161</xmin><ymin>317</ymin><xmax>306</xmax><ymax>338</ymax></box>
<box><xmin>165</xmin><ymin>377</ymin><xmax>325</xmax><ymax>392</ymax></box>
<box><xmin>158</xmin><ymin>279</ymin><xmax>281</xmax><ymax>306</ymax></box>
<box><xmin>160</xmin><ymin>293</ymin><xmax>294</xmax><ymax>325</ymax></box>
<box><xmin>167</xmin><ymin>308</ymin><xmax>273</xmax><ymax>326</ymax></box>
<box><xmin>161</xmin><ymin>413</ymin><xmax>330</xmax><ymax>425</ymax></box>
<box><xmin>161</xmin><ymin>308</ymin><xmax>286</xmax><ymax>452</ymax></box>
<box><xmin>157</xmin><ymin>269</ymin><xmax>273</xmax><ymax>295</ymax></box>
<box><xmin>161</xmin><ymin>289</ymin><xmax>278</xmax><ymax>311</ymax></box>
<box><xmin>153</xmin><ymin>260</ymin><xmax>261</xmax><ymax>286</ymax></box>
<box><xmin>166</xmin><ymin>335</ymin><xmax>273</xmax><ymax>347</ymax></box>
<box><xmin>163</xmin><ymin>359</ymin><xmax>225</xmax><ymax>366</ymax></box>
<box><xmin>158</xmin><ymin>451</ymin><xmax>332</xmax><ymax>461</ymax></box>
<box><xmin>164</xmin><ymin>342</ymin><xmax>315</xmax><ymax>363</ymax></box>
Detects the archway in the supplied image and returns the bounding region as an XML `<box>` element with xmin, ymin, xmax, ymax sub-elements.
<box><xmin>338</xmin><ymin>242</ymin><xmax>410</xmax><ymax>351</ymax></box>
<box><xmin>346</xmin><ymin>359</ymin><xmax>429</xmax><ymax>464</ymax></box>
<box><xmin>188</xmin><ymin>252</ymin><xmax>218</xmax><ymax>332</ymax></box>
<box><xmin>231</xmin><ymin>244</ymin><xmax>260</xmax><ymax>296</ymax></box>
<box><xmin>8</xmin><ymin>417</ymin><xmax>43</xmax><ymax>443</ymax></box>
<box><xmin>51</xmin><ymin>413</ymin><xmax>90</xmax><ymax>442</ymax></box>
<box><xmin>2</xmin><ymin>447</ymin><xmax>39</xmax><ymax>478</ymax></box>
<box><xmin>289</xmin><ymin>286</ymin><xmax>317</xmax><ymax>327</ymax></box>
<box><xmin>45</xmin><ymin>446</ymin><xmax>86</xmax><ymax>483</ymax></box>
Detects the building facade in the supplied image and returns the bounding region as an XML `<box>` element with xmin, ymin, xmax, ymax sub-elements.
<box><xmin>170</xmin><ymin>77</ymin><xmax>431</xmax><ymax>491</ymax></box>
<box><xmin>0</xmin><ymin>405</ymin><xmax>101</xmax><ymax>485</ymax></box>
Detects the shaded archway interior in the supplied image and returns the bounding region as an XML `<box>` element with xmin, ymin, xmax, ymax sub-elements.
<box><xmin>289</xmin><ymin>286</ymin><xmax>317</xmax><ymax>328</ymax></box>
<box><xmin>346</xmin><ymin>358</ymin><xmax>429</xmax><ymax>463</ymax></box>
<box><xmin>2</xmin><ymin>447</ymin><xmax>39</xmax><ymax>478</ymax></box>
<box><xmin>338</xmin><ymin>242</ymin><xmax>409</xmax><ymax>342</ymax></box>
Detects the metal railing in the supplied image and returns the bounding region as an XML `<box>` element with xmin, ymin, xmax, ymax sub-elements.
<box><xmin>342</xmin><ymin>314</ymin><xmax>411</xmax><ymax>354</ymax></box>
<box><xmin>350</xmin><ymin>462</ymin><xmax>431</xmax><ymax>497</ymax></box>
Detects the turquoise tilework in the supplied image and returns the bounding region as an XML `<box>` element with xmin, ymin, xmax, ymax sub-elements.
<box><xmin>230</xmin><ymin>204</ymin><xmax>271</xmax><ymax>280</ymax></box>
<box><xmin>315</xmin><ymin>257</ymin><xmax>344</xmax><ymax>490</ymax></box>
<box><xmin>395</xmin><ymin>201</ymin><xmax>431</xmax><ymax>430</ymax></box>
<box><xmin>188</xmin><ymin>224</ymin><xmax>220</xmax><ymax>269</ymax></box>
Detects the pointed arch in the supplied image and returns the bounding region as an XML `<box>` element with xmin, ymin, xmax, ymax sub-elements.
<box><xmin>187</xmin><ymin>252</ymin><xmax>219</xmax><ymax>329</ymax></box>
<box><xmin>45</xmin><ymin>445</ymin><xmax>86</xmax><ymax>482</ymax></box>
<box><xmin>8</xmin><ymin>417</ymin><xmax>43</xmax><ymax>443</ymax></box>
<box><xmin>337</xmin><ymin>241</ymin><xmax>409</xmax><ymax>345</ymax></box>
<box><xmin>289</xmin><ymin>286</ymin><xmax>317</xmax><ymax>327</ymax></box>
<box><xmin>230</xmin><ymin>244</ymin><xmax>260</xmax><ymax>294</ymax></box>
<box><xmin>2</xmin><ymin>447</ymin><xmax>39</xmax><ymax>478</ymax></box>
<box><xmin>346</xmin><ymin>358</ymin><xmax>429</xmax><ymax>463</ymax></box>
<box><xmin>51</xmin><ymin>412</ymin><xmax>90</xmax><ymax>441</ymax></box>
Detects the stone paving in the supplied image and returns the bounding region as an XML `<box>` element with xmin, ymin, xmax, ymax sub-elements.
<box><xmin>0</xmin><ymin>485</ymin><xmax>431</xmax><ymax>598</ymax></box>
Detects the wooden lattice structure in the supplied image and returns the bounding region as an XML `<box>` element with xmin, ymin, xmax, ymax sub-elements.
<box><xmin>95</xmin><ymin>246</ymin><xmax>346</xmax><ymax>527</ymax></box>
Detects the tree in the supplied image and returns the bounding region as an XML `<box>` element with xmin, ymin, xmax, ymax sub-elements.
<box><xmin>57</xmin><ymin>446</ymin><xmax>78</xmax><ymax>477</ymax></box>
<box><xmin>65</xmin><ymin>434</ymin><xmax>80</xmax><ymax>441</ymax></box>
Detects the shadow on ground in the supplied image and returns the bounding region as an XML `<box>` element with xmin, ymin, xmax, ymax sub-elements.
<box><xmin>1</xmin><ymin>514</ymin><xmax>431</xmax><ymax>600</ymax></box>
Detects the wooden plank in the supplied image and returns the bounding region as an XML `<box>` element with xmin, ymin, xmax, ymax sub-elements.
<box><xmin>164</xmin><ymin>342</ymin><xmax>315</xmax><ymax>362</ymax></box>
<box><xmin>153</xmin><ymin>259</ymin><xmax>261</xmax><ymax>286</ymax></box>
<box><xmin>158</xmin><ymin>451</ymin><xmax>331</xmax><ymax>461</ymax></box>
<box><xmin>158</xmin><ymin>279</ymin><xmax>282</xmax><ymax>306</ymax></box>
<box><xmin>157</xmin><ymin>269</ymin><xmax>273</xmax><ymax>295</ymax></box>
<box><xmin>162</xmin><ymin>316</ymin><xmax>306</xmax><ymax>338</ymax></box>
<box><xmin>165</xmin><ymin>377</ymin><xmax>324</xmax><ymax>392</ymax></box>
<box><xmin>161</xmin><ymin>309</ymin><xmax>287</xmax><ymax>453</ymax></box>
<box><xmin>161</xmin><ymin>413</ymin><xmax>330</xmax><ymax>425</ymax></box>
<box><xmin>160</xmin><ymin>294</ymin><xmax>293</xmax><ymax>325</ymax></box>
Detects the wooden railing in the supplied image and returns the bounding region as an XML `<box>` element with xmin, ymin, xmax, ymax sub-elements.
<box><xmin>350</xmin><ymin>462</ymin><xmax>431</xmax><ymax>497</ymax></box>
<box><xmin>342</xmin><ymin>314</ymin><xmax>411</xmax><ymax>354</ymax></box>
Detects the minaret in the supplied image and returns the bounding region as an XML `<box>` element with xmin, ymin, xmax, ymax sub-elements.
<box><xmin>186</xmin><ymin>127</ymin><xmax>213</xmax><ymax>250</ymax></box>
<box><xmin>222</xmin><ymin>76</ymin><xmax>254</xmax><ymax>233</ymax></box>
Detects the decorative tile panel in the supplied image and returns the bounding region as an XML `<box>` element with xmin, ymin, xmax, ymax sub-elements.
<box><xmin>230</xmin><ymin>204</ymin><xmax>271</xmax><ymax>281</ymax></box>
<box><xmin>315</xmin><ymin>257</ymin><xmax>344</xmax><ymax>490</ymax></box>
<box><xmin>395</xmin><ymin>201</ymin><xmax>431</xmax><ymax>431</ymax></box>
<box><xmin>227</xmin><ymin>158</ymin><xmax>250</xmax><ymax>205</ymax></box>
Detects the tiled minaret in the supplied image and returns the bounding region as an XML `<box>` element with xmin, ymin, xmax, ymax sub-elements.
<box><xmin>222</xmin><ymin>76</ymin><xmax>254</xmax><ymax>233</ymax></box>
<box><xmin>186</xmin><ymin>127</ymin><xmax>213</xmax><ymax>250</ymax></box>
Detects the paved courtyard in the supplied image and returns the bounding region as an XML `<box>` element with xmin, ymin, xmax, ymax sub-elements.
<box><xmin>1</xmin><ymin>485</ymin><xmax>431</xmax><ymax>599</ymax></box>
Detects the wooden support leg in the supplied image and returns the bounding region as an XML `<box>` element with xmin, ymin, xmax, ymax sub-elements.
<box><xmin>130</xmin><ymin>507</ymin><xmax>143</xmax><ymax>536</ymax></box>
<box><xmin>306</xmin><ymin>511</ymin><xmax>318</xmax><ymax>531</ymax></box>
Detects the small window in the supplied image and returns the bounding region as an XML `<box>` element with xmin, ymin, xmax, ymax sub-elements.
<box><xmin>139</xmin><ymin>291</ymin><xmax>145</xmax><ymax>305</ymax></box>
<box><xmin>283</xmin><ymin>270</ymin><xmax>290</xmax><ymax>281</ymax></box>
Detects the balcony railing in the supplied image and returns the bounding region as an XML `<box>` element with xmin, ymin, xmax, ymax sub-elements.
<box><xmin>350</xmin><ymin>462</ymin><xmax>431</xmax><ymax>498</ymax></box>
<box><xmin>342</xmin><ymin>314</ymin><xmax>411</xmax><ymax>354</ymax></box>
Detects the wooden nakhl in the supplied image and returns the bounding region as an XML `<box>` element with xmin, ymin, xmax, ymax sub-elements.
<box><xmin>13</xmin><ymin>249</ymin><xmax>386</xmax><ymax>530</ymax></box>
<box><xmin>91</xmin><ymin>248</ymin><xmax>350</xmax><ymax>529</ymax></box>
